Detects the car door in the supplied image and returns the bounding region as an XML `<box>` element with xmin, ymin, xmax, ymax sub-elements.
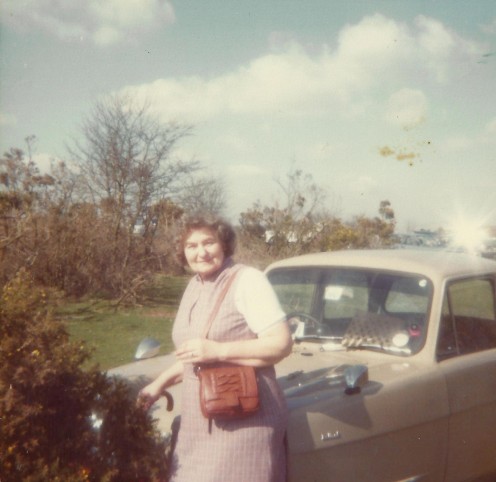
<box><xmin>437</xmin><ymin>276</ymin><xmax>496</xmax><ymax>481</ymax></box>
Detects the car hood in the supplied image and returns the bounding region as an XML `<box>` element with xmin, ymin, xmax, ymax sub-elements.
<box><xmin>109</xmin><ymin>342</ymin><xmax>425</xmax><ymax>435</ymax></box>
<box><xmin>276</xmin><ymin>341</ymin><xmax>424</xmax><ymax>410</ymax></box>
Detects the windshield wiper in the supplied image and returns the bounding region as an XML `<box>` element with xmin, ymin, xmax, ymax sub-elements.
<box><xmin>344</xmin><ymin>343</ymin><xmax>411</xmax><ymax>356</ymax></box>
<box><xmin>294</xmin><ymin>334</ymin><xmax>343</xmax><ymax>343</ymax></box>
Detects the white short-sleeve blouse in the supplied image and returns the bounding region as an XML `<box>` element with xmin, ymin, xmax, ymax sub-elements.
<box><xmin>234</xmin><ymin>267</ymin><xmax>286</xmax><ymax>334</ymax></box>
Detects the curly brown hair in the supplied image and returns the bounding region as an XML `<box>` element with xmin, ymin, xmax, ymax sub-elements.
<box><xmin>175</xmin><ymin>216</ymin><xmax>237</xmax><ymax>266</ymax></box>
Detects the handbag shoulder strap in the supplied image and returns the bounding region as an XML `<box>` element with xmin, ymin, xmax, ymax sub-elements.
<box><xmin>202</xmin><ymin>266</ymin><xmax>241</xmax><ymax>339</ymax></box>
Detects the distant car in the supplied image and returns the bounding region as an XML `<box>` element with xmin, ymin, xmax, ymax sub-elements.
<box><xmin>481</xmin><ymin>237</ymin><xmax>496</xmax><ymax>260</ymax></box>
<box><xmin>110</xmin><ymin>249</ymin><xmax>496</xmax><ymax>482</ymax></box>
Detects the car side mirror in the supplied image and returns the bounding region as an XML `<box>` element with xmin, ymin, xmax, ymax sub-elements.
<box><xmin>134</xmin><ymin>338</ymin><xmax>161</xmax><ymax>360</ymax></box>
<box><xmin>344</xmin><ymin>364</ymin><xmax>368</xmax><ymax>395</ymax></box>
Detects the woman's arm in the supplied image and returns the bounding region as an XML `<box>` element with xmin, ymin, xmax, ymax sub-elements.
<box><xmin>138</xmin><ymin>360</ymin><xmax>184</xmax><ymax>409</ymax></box>
<box><xmin>176</xmin><ymin>321</ymin><xmax>292</xmax><ymax>367</ymax></box>
<box><xmin>219</xmin><ymin>321</ymin><xmax>293</xmax><ymax>366</ymax></box>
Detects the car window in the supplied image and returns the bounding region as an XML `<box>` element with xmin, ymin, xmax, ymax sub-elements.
<box><xmin>268</xmin><ymin>268</ymin><xmax>319</xmax><ymax>315</ymax></box>
<box><xmin>385</xmin><ymin>277</ymin><xmax>430</xmax><ymax>314</ymax></box>
<box><xmin>323</xmin><ymin>270</ymin><xmax>369</xmax><ymax>320</ymax></box>
<box><xmin>437</xmin><ymin>277</ymin><xmax>496</xmax><ymax>360</ymax></box>
<box><xmin>449</xmin><ymin>278</ymin><xmax>496</xmax><ymax>320</ymax></box>
<box><xmin>268</xmin><ymin>267</ymin><xmax>432</xmax><ymax>356</ymax></box>
<box><xmin>338</xmin><ymin>272</ymin><xmax>432</xmax><ymax>355</ymax></box>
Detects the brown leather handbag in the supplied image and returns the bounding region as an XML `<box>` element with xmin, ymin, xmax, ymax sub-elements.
<box><xmin>196</xmin><ymin>364</ymin><xmax>259</xmax><ymax>419</ymax></box>
<box><xmin>195</xmin><ymin>268</ymin><xmax>260</xmax><ymax>420</ymax></box>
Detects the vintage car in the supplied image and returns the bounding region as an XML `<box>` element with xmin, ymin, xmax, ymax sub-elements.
<box><xmin>110</xmin><ymin>249</ymin><xmax>496</xmax><ymax>482</ymax></box>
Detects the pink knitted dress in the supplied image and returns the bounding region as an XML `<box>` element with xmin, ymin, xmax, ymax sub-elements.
<box><xmin>169</xmin><ymin>260</ymin><xmax>288</xmax><ymax>482</ymax></box>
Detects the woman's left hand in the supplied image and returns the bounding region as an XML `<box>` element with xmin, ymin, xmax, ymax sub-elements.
<box><xmin>176</xmin><ymin>339</ymin><xmax>220</xmax><ymax>364</ymax></box>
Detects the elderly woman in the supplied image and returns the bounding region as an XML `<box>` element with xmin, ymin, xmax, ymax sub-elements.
<box><xmin>139</xmin><ymin>216</ymin><xmax>292</xmax><ymax>482</ymax></box>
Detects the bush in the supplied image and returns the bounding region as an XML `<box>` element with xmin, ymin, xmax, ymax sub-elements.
<box><xmin>0</xmin><ymin>269</ymin><xmax>168</xmax><ymax>481</ymax></box>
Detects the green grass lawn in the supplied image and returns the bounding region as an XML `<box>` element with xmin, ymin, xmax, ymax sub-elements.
<box><xmin>59</xmin><ymin>275</ymin><xmax>188</xmax><ymax>370</ymax></box>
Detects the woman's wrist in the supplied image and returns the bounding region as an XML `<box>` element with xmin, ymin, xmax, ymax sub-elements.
<box><xmin>216</xmin><ymin>341</ymin><xmax>230</xmax><ymax>362</ymax></box>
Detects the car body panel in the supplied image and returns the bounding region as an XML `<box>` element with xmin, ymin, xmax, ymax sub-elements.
<box><xmin>108</xmin><ymin>353</ymin><xmax>182</xmax><ymax>436</ymax></box>
<box><xmin>440</xmin><ymin>350</ymin><xmax>496</xmax><ymax>482</ymax></box>
<box><xmin>278</xmin><ymin>345</ymin><xmax>450</xmax><ymax>481</ymax></box>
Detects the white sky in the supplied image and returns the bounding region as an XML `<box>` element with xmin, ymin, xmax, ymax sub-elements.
<box><xmin>1</xmin><ymin>0</ymin><xmax>495</xmax><ymax>232</ymax></box>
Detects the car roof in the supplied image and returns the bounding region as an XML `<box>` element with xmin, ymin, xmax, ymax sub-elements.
<box><xmin>265</xmin><ymin>248</ymin><xmax>496</xmax><ymax>280</ymax></box>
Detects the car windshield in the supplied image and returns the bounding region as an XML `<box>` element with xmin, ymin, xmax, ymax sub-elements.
<box><xmin>268</xmin><ymin>266</ymin><xmax>433</xmax><ymax>356</ymax></box>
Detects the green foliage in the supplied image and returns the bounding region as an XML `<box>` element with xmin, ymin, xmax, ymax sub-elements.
<box><xmin>322</xmin><ymin>211</ymin><xmax>396</xmax><ymax>251</ymax></box>
<box><xmin>239</xmin><ymin>168</ymin><xmax>327</xmax><ymax>257</ymax></box>
<box><xmin>0</xmin><ymin>143</ymin><xmax>185</xmax><ymax>298</ymax></box>
<box><xmin>238</xmin><ymin>178</ymin><xmax>397</xmax><ymax>264</ymax></box>
<box><xmin>0</xmin><ymin>270</ymin><xmax>168</xmax><ymax>481</ymax></box>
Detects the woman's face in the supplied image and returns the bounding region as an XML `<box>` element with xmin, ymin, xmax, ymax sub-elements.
<box><xmin>184</xmin><ymin>228</ymin><xmax>225</xmax><ymax>279</ymax></box>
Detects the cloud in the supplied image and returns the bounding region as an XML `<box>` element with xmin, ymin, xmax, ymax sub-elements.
<box><xmin>483</xmin><ymin>117</ymin><xmax>496</xmax><ymax>137</ymax></box>
<box><xmin>415</xmin><ymin>16</ymin><xmax>482</xmax><ymax>82</ymax></box>
<box><xmin>385</xmin><ymin>88</ymin><xmax>428</xmax><ymax>129</ymax></box>
<box><xmin>348</xmin><ymin>175</ymin><xmax>378</xmax><ymax>195</ymax></box>
<box><xmin>33</xmin><ymin>152</ymin><xmax>56</xmax><ymax>173</ymax></box>
<box><xmin>268</xmin><ymin>31</ymin><xmax>298</xmax><ymax>52</ymax></box>
<box><xmin>335</xmin><ymin>14</ymin><xmax>414</xmax><ymax>75</ymax></box>
<box><xmin>439</xmin><ymin>117</ymin><xmax>496</xmax><ymax>154</ymax></box>
<box><xmin>1</xmin><ymin>0</ymin><xmax>175</xmax><ymax>45</ymax></box>
<box><xmin>481</xmin><ymin>17</ymin><xmax>496</xmax><ymax>36</ymax></box>
<box><xmin>123</xmin><ymin>45</ymin><xmax>346</xmax><ymax>121</ymax></box>
<box><xmin>226</xmin><ymin>164</ymin><xmax>267</xmax><ymax>177</ymax></box>
<box><xmin>304</xmin><ymin>142</ymin><xmax>335</xmax><ymax>162</ymax></box>
<box><xmin>120</xmin><ymin>14</ymin><xmax>485</xmax><ymax>123</ymax></box>
<box><xmin>0</xmin><ymin>112</ymin><xmax>17</xmax><ymax>126</ymax></box>
<box><xmin>217</xmin><ymin>133</ymin><xmax>250</xmax><ymax>153</ymax></box>
<box><xmin>416</xmin><ymin>16</ymin><xmax>456</xmax><ymax>57</ymax></box>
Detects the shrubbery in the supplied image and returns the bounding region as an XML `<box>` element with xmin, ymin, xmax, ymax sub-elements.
<box><xmin>0</xmin><ymin>269</ymin><xmax>168</xmax><ymax>481</ymax></box>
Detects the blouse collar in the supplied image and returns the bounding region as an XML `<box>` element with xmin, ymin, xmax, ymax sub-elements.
<box><xmin>195</xmin><ymin>257</ymin><xmax>235</xmax><ymax>284</ymax></box>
